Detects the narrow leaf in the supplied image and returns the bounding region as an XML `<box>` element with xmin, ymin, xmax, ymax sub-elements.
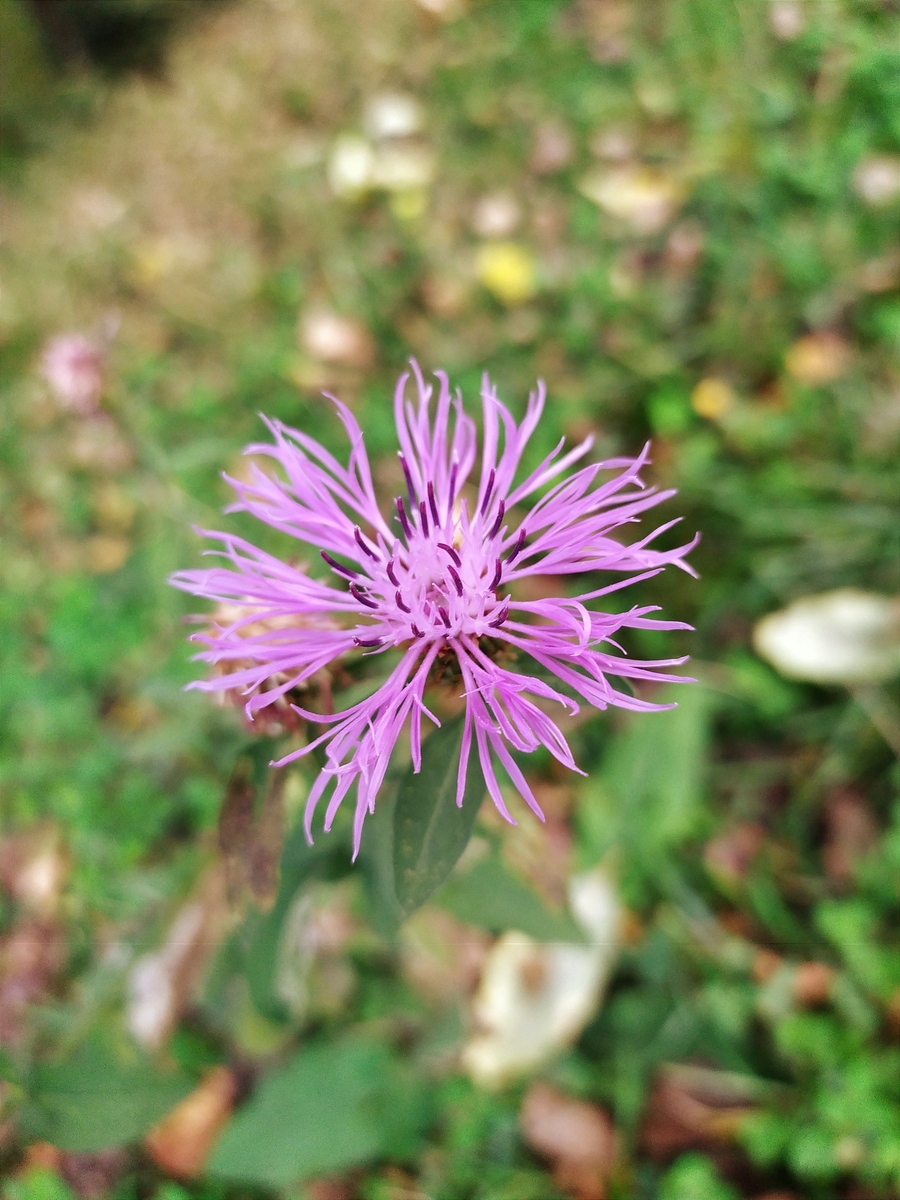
<box><xmin>392</xmin><ymin>711</ymin><xmax>486</xmax><ymax>916</ymax></box>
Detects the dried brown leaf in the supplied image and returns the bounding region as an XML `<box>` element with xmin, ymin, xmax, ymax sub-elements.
<box><xmin>145</xmin><ymin>1067</ymin><xmax>238</xmax><ymax>1179</ymax></box>
<box><xmin>521</xmin><ymin>1081</ymin><xmax>617</xmax><ymax>1200</ymax></box>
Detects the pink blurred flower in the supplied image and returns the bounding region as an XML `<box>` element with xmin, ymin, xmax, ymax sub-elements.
<box><xmin>172</xmin><ymin>365</ymin><xmax>696</xmax><ymax>855</ymax></box>
<box><xmin>40</xmin><ymin>333</ymin><xmax>105</xmax><ymax>414</ymax></box>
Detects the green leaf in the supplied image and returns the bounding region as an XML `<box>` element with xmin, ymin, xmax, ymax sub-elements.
<box><xmin>577</xmin><ymin>685</ymin><xmax>712</xmax><ymax>901</ymax></box>
<box><xmin>391</xmin><ymin>711</ymin><xmax>486</xmax><ymax>916</ymax></box>
<box><xmin>657</xmin><ymin>1152</ymin><xmax>740</xmax><ymax>1200</ymax></box>
<box><xmin>23</xmin><ymin>1040</ymin><xmax>192</xmax><ymax>1153</ymax></box>
<box><xmin>434</xmin><ymin>854</ymin><xmax>584</xmax><ymax>942</ymax></box>
<box><xmin>208</xmin><ymin>1034</ymin><xmax>429</xmax><ymax>1186</ymax></box>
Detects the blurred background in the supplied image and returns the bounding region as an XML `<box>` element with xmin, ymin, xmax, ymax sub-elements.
<box><xmin>1</xmin><ymin>1</ymin><xmax>899</xmax><ymax>1198</ymax></box>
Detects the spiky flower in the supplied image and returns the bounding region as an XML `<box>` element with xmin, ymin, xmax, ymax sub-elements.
<box><xmin>172</xmin><ymin>365</ymin><xmax>695</xmax><ymax>854</ymax></box>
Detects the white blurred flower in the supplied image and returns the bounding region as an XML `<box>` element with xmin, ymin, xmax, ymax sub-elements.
<box><xmin>853</xmin><ymin>155</ymin><xmax>900</xmax><ymax>207</ymax></box>
<box><xmin>327</xmin><ymin>134</ymin><xmax>376</xmax><ymax>198</ymax></box>
<box><xmin>578</xmin><ymin>165</ymin><xmax>684</xmax><ymax>234</ymax></box>
<box><xmin>299</xmin><ymin>309</ymin><xmax>374</xmax><ymax>368</ymax></box>
<box><xmin>328</xmin><ymin>132</ymin><xmax>433</xmax><ymax>199</ymax></box>
<box><xmin>462</xmin><ymin>868</ymin><xmax>621</xmax><ymax>1088</ymax></box>
<box><xmin>471</xmin><ymin>192</ymin><xmax>521</xmax><ymax>238</ymax></box>
<box><xmin>414</xmin><ymin>0</ymin><xmax>464</xmax><ymax>18</ymax></box>
<box><xmin>768</xmin><ymin>1</ymin><xmax>806</xmax><ymax>41</ymax></box>
<box><xmin>364</xmin><ymin>92</ymin><xmax>424</xmax><ymax>141</ymax></box>
<box><xmin>372</xmin><ymin>143</ymin><xmax>434</xmax><ymax>192</ymax></box>
<box><xmin>753</xmin><ymin>589</ymin><xmax>900</xmax><ymax>686</ymax></box>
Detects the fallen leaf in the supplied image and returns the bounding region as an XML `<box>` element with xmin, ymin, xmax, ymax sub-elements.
<box><xmin>791</xmin><ymin>961</ymin><xmax>835</xmax><ymax>1007</ymax></box>
<box><xmin>520</xmin><ymin>1081</ymin><xmax>617</xmax><ymax>1200</ymax></box>
<box><xmin>0</xmin><ymin>827</ymin><xmax>67</xmax><ymax>916</ymax></box>
<box><xmin>59</xmin><ymin>1148</ymin><xmax>128</xmax><ymax>1199</ymax></box>
<box><xmin>0</xmin><ymin>918</ymin><xmax>67</xmax><ymax>1048</ymax></box>
<box><xmin>640</xmin><ymin>1064</ymin><xmax>759</xmax><ymax>1164</ymax></box>
<box><xmin>126</xmin><ymin>872</ymin><xmax>227</xmax><ymax>1050</ymax></box>
<box><xmin>822</xmin><ymin>788</ymin><xmax>878</xmax><ymax>887</ymax></box>
<box><xmin>751</xmin><ymin>949</ymin><xmax>784</xmax><ymax>984</ymax></box>
<box><xmin>145</xmin><ymin>1067</ymin><xmax>238</xmax><ymax>1179</ymax></box>
<box><xmin>462</xmin><ymin>868</ymin><xmax>621</xmax><ymax>1087</ymax></box>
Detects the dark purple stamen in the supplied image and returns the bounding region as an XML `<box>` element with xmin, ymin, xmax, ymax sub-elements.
<box><xmin>354</xmin><ymin>526</ymin><xmax>377</xmax><ymax>560</ymax></box>
<box><xmin>395</xmin><ymin>497</ymin><xmax>413</xmax><ymax>539</ymax></box>
<box><xmin>395</xmin><ymin>590</ymin><xmax>411</xmax><ymax>613</ymax></box>
<box><xmin>386</xmin><ymin>559</ymin><xmax>399</xmax><ymax>586</ymax></box>
<box><xmin>438</xmin><ymin>605</ymin><xmax>452</xmax><ymax>628</ymax></box>
<box><xmin>448</xmin><ymin>461</ymin><xmax>458</xmax><ymax>513</ymax></box>
<box><xmin>447</xmin><ymin>565</ymin><xmax>463</xmax><ymax>596</ymax></box>
<box><xmin>419</xmin><ymin>500</ymin><xmax>429</xmax><ymax>537</ymax></box>
<box><xmin>437</xmin><ymin>541</ymin><xmax>462</xmax><ymax>567</ymax></box>
<box><xmin>354</xmin><ymin>636</ymin><xmax>384</xmax><ymax>648</ymax></box>
<box><xmin>505</xmin><ymin>527</ymin><xmax>526</xmax><ymax>563</ymax></box>
<box><xmin>427</xmin><ymin>481</ymin><xmax>440</xmax><ymax>527</ymax></box>
<box><xmin>489</xmin><ymin>559</ymin><xmax>502</xmax><ymax>591</ymax></box>
<box><xmin>350</xmin><ymin>583</ymin><xmax>379</xmax><ymax>609</ymax></box>
<box><xmin>489</xmin><ymin>603</ymin><xmax>510</xmax><ymax>628</ymax></box>
<box><xmin>321</xmin><ymin>550</ymin><xmax>358</xmax><ymax>579</ymax></box>
<box><xmin>480</xmin><ymin>468</ymin><xmax>496</xmax><ymax>516</ymax></box>
<box><xmin>488</xmin><ymin>499</ymin><xmax>506</xmax><ymax>540</ymax></box>
<box><xmin>398</xmin><ymin>453</ymin><xmax>417</xmax><ymax>507</ymax></box>
<box><xmin>411</xmin><ymin>623</ymin><xmax>423</xmax><ymax>638</ymax></box>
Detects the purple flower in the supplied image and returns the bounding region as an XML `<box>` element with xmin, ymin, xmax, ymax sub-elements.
<box><xmin>172</xmin><ymin>364</ymin><xmax>696</xmax><ymax>855</ymax></box>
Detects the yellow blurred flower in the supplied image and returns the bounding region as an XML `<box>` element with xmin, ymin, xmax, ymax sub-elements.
<box><xmin>475</xmin><ymin>242</ymin><xmax>537</xmax><ymax>306</ymax></box>
<box><xmin>784</xmin><ymin>332</ymin><xmax>851</xmax><ymax>386</ymax></box>
<box><xmin>691</xmin><ymin>377</ymin><xmax>735</xmax><ymax>419</ymax></box>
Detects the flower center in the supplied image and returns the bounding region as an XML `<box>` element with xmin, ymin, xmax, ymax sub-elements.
<box><xmin>324</xmin><ymin>463</ymin><xmax>521</xmax><ymax>649</ymax></box>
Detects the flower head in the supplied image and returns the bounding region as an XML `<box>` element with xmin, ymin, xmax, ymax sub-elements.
<box><xmin>172</xmin><ymin>365</ymin><xmax>696</xmax><ymax>855</ymax></box>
